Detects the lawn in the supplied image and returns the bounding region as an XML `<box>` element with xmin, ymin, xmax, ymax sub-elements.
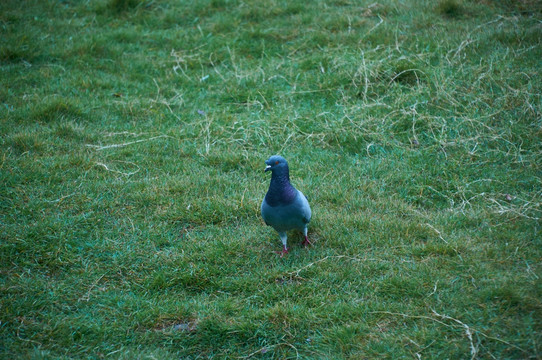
<box><xmin>1</xmin><ymin>0</ymin><xmax>541</xmax><ymax>358</ymax></box>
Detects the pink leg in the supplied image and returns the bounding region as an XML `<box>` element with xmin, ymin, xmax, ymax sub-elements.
<box><xmin>302</xmin><ymin>235</ymin><xmax>312</xmax><ymax>247</ymax></box>
<box><xmin>275</xmin><ymin>245</ymin><xmax>289</xmax><ymax>257</ymax></box>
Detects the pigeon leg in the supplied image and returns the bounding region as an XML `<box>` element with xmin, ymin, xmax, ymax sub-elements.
<box><xmin>302</xmin><ymin>236</ymin><xmax>312</xmax><ymax>247</ymax></box>
<box><xmin>276</xmin><ymin>245</ymin><xmax>289</xmax><ymax>257</ymax></box>
<box><xmin>275</xmin><ymin>232</ymin><xmax>289</xmax><ymax>257</ymax></box>
<box><xmin>301</xmin><ymin>227</ymin><xmax>312</xmax><ymax>247</ymax></box>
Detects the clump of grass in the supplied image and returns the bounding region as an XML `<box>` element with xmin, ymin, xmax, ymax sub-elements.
<box><xmin>494</xmin><ymin>0</ymin><xmax>542</xmax><ymax>15</ymax></box>
<box><xmin>389</xmin><ymin>58</ymin><xmax>426</xmax><ymax>85</ymax></box>
<box><xmin>0</xmin><ymin>35</ymin><xmax>43</xmax><ymax>64</ymax></box>
<box><xmin>108</xmin><ymin>0</ymin><xmax>144</xmax><ymax>13</ymax></box>
<box><xmin>436</xmin><ymin>0</ymin><xmax>465</xmax><ymax>18</ymax></box>
<box><xmin>0</xmin><ymin>45</ymin><xmax>37</xmax><ymax>64</ymax></box>
<box><xmin>32</xmin><ymin>99</ymin><xmax>85</xmax><ymax>124</ymax></box>
<box><xmin>53</xmin><ymin>122</ymin><xmax>89</xmax><ymax>143</ymax></box>
<box><xmin>6</xmin><ymin>132</ymin><xmax>46</xmax><ymax>154</ymax></box>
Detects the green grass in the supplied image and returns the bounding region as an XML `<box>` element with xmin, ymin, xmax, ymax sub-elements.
<box><xmin>1</xmin><ymin>0</ymin><xmax>541</xmax><ymax>358</ymax></box>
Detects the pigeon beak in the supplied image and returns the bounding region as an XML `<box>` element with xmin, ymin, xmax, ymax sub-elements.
<box><xmin>264</xmin><ymin>165</ymin><xmax>271</xmax><ymax>172</ymax></box>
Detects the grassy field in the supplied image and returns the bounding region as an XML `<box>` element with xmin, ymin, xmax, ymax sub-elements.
<box><xmin>1</xmin><ymin>0</ymin><xmax>541</xmax><ymax>358</ymax></box>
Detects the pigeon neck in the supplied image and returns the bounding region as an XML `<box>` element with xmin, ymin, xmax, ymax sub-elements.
<box><xmin>266</xmin><ymin>169</ymin><xmax>297</xmax><ymax>206</ymax></box>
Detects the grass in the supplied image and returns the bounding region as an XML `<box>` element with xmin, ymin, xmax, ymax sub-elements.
<box><xmin>1</xmin><ymin>0</ymin><xmax>540</xmax><ymax>358</ymax></box>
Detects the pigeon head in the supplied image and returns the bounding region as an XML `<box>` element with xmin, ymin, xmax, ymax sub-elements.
<box><xmin>264</xmin><ymin>155</ymin><xmax>288</xmax><ymax>173</ymax></box>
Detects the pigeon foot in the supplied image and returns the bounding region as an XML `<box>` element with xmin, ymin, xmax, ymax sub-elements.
<box><xmin>302</xmin><ymin>236</ymin><xmax>312</xmax><ymax>247</ymax></box>
<box><xmin>275</xmin><ymin>247</ymin><xmax>289</xmax><ymax>257</ymax></box>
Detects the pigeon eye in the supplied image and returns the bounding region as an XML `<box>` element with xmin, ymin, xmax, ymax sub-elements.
<box><xmin>275</xmin><ymin>161</ymin><xmax>279</xmax><ymax>165</ymax></box>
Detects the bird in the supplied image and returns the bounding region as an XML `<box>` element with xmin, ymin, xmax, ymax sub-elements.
<box><xmin>261</xmin><ymin>155</ymin><xmax>312</xmax><ymax>256</ymax></box>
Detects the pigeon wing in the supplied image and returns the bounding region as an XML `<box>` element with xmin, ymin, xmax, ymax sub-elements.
<box><xmin>296</xmin><ymin>190</ymin><xmax>311</xmax><ymax>224</ymax></box>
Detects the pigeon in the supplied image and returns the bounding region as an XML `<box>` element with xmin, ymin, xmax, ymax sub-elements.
<box><xmin>261</xmin><ymin>155</ymin><xmax>312</xmax><ymax>256</ymax></box>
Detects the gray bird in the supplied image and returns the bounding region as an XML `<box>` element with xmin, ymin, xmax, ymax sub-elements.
<box><xmin>261</xmin><ymin>155</ymin><xmax>312</xmax><ymax>256</ymax></box>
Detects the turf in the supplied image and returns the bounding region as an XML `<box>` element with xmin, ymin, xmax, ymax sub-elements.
<box><xmin>1</xmin><ymin>0</ymin><xmax>541</xmax><ymax>358</ymax></box>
